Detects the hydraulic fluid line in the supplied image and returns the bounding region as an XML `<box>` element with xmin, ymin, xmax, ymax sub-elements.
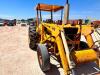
<box><xmin>93</xmin><ymin>30</ymin><xmax>100</xmax><ymax>48</ymax></box>
<box><xmin>94</xmin><ymin>29</ymin><xmax>100</xmax><ymax>42</ymax></box>
<box><xmin>95</xmin><ymin>28</ymin><xmax>100</xmax><ymax>36</ymax></box>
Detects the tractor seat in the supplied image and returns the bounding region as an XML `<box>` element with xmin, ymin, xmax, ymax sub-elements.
<box><xmin>64</xmin><ymin>27</ymin><xmax>80</xmax><ymax>41</ymax></box>
<box><xmin>64</xmin><ymin>27</ymin><xmax>78</xmax><ymax>34</ymax></box>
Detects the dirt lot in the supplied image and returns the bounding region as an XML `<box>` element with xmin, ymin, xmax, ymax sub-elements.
<box><xmin>0</xmin><ymin>25</ymin><xmax>99</xmax><ymax>75</ymax></box>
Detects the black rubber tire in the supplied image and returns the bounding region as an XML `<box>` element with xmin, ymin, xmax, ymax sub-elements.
<box><xmin>29</xmin><ymin>24</ymin><xmax>38</xmax><ymax>50</ymax></box>
<box><xmin>29</xmin><ymin>32</ymin><xmax>38</xmax><ymax>50</ymax></box>
<box><xmin>80</xmin><ymin>41</ymin><xmax>89</xmax><ymax>49</ymax></box>
<box><xmin>37</xmin><ymin>44</ymin><xmax>50</xmax><ymax>72</ymax></box>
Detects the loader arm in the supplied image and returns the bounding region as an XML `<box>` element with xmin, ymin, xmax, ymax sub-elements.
<box><xmin>39</xmin><ymin>23</ymin><xmax>71</xmax><ymax>74</ymax></box>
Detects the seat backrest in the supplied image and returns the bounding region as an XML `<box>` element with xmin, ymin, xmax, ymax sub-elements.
<box><xmin>64</xmin><ymin>27</ymin><xmax>78</xmax><ymax>34</ymax></box>
<box><xmin>64</xmin><ymin>27</ymin><xmax>80</xmax><ymax>41</ymax></box>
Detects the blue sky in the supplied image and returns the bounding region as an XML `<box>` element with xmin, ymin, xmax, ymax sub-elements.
<box><xmin>0</xmin><ymin>0</ymin><xmax>100</xmax><ymax>20</ymax></box>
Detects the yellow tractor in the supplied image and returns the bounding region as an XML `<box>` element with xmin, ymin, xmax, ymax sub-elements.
<box><xmin>29</xmin><ymin>1</ymin><xmax>100</xmax><ymax>75</ymax></box>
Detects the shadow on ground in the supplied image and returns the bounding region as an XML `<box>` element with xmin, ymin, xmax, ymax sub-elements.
<box><xmin>75</xmin><ymin>62</ymin><xmax>100</xmax><ymax>75</ymax></box>
<box><xmin>44</xmin><ymin>64</ymin><xmax>60</xmax><ymax>75</ymax></box>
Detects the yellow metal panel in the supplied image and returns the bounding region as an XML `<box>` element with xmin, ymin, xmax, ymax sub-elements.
<box><xmin>81</xmin><ymin>25</ymin><xmax>94</xmax><ymax>48</ymax></box>
<box><xmin>42</xmin><ymin>23</ymin><xmax>60</xmax><ymax>37</ymax></box>
<box><xmin>72</xmin><ymin>49</ymin><xmax>97</xmax><ymax>64</ymax></box>
<box><xmin>82</xmin><ymin>25</ymin><xmax>94</xmax><ymax>36</ymax></box>
<box><xmin>63</xmin><ymin>24</ymin><xmax>81</xmax><ymax>34</ymax></box>
<box><xmin>85</xmin><ymin>34</ymin><xmax>94</xmax><ymax>48</ymax></box>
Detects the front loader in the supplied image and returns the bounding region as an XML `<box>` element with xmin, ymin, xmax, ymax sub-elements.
<box><xmin>29</xmin><ymin>1</ymin><xmax>100</xmax><ymax>75</ymax></box>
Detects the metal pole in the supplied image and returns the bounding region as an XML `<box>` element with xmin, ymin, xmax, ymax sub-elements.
<box><xmin>39</xmin><ymin>4</ymin><xmax>42</xmax><ymax>22</ymax></box>
<box><xmin>51</xmin><ymin>11</ymin><xmax>53</xmax><ymax>20</ymax></box>
<box><xmin>40</xmin><ymin>10</ymin><xmax>42</xmax><ymax>21</ymax></box>
<box><xmin>61</xmin><ymin>9</ymin><xmax>63</xmax><ymax>22</ymax></box>
<box><xmin>36</xmin><ymin>9</ymin><xmax>39</xmax><ymax>26</ymax></box>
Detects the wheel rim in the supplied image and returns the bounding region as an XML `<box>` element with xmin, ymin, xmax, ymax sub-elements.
<box><xmin>37</xmin><ymin>48</ymin><xmax>43</xmax><ymax>66</ymax></box>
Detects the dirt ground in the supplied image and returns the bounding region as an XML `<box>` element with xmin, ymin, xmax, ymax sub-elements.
<box><xmin>0</xmin><ymin>25</ymin><xmax>99</xmax><ymax>75</ymax></box>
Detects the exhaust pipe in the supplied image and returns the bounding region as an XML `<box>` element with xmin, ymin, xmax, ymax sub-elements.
<box><xmin>63</xmin><ymin>0</ymin><xmax>70</xmax><ymax>24</ymax></box>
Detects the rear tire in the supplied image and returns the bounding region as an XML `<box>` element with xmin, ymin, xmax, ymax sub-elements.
<box><xmin>29</xmin><ymin>24</ymin><xmax>38</xmax><ymax>50</ymax></box>
<box><xmin>37</xmin><ymin>44</ymin><xmax>50</xmax><ymax>72</ymax></box>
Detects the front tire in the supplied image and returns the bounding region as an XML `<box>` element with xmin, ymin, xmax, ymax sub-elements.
<box><xmin>37</xmin><ymin>44</ymin><xmax>50</xmax><ymax>72</ymax></box>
